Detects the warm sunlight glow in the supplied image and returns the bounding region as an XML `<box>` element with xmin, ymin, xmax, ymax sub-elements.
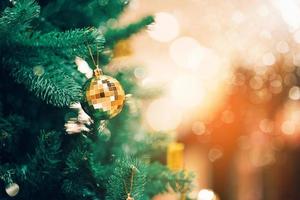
<box><xmin>169</xmin><ymin>37</ymin><xmax>207</xmax><ymax>69</ymax></box>
<box><xmin>170</xmin><ymin>75</ymin><xmax>205</xmax><ymax>108</ymax></box>
<box><xmin>271</xmin><ymin>0</ymin><xmax>300</xmax><ymax>31</ymax></box>
<box><xmin>146</xmin><ymin>98</ymin><xmax>182</xmax><ymax>131</ymax></box>
<box><xmin>148</xmin><ymin>12</ymin><xmax>179</xmax><ymax>42</ymax></box>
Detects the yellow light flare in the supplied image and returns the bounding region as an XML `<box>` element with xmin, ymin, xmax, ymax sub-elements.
<box><xmin>167</xmin><ymin>142</ymin><xmax>184</xmax><ymax>171</ymax></box>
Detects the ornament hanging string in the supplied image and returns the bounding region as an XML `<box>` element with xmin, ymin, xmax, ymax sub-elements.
<box><xmin>86</xmin><ymin>44</ymin><xmax>103</xmax><ymax>78</ymax></box>
<box><xmin>86</xmin><ymin>45</ymin><xmax>98</xmax><ymax>68</ymax></box>
<box><xmin>96</xmin><ymin>45</ymin><xmax>100</xmax><ymax>68</ymax></box>
<box><xmin>124</xmin><ymin>166</ymin><xmax>136</xmax><ymax>200</ymax></box>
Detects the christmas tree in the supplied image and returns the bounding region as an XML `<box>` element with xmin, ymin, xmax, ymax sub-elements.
<box><xmin>0</xmin><ymin>0</ymin><xmax>192</xmax><ymax>199</ymax></box>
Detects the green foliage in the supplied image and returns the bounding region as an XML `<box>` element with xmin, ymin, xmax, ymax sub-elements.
<box><xmin>62</xmin><ymin>135</ymin><xmax>102</xmax><ymax>200</ymax></box>
<box><xmin>145</xmin><ymin>163</ymin><xmax>194</xmax><ymax>198</ymax></box>
<box><xmin>25</xmin><ymin>131</ymin><xmax>62</xmax><ymax>185</ymax></box>
<box><xmin>0</xmin><ymin>0</ymin><xmax>39</xmax><ymax>41</ymax></box>
<box><xmin>0</xmin><ymin>0</ymin><xmax>193</xmax><ymax>199</ymax></box>
<box><xmin>134</xmin><ymin>132</ymin><xmax>172</xmax><ymax>161</ymax></box>
<box><xmin>10</xmin><ymin>64</ymin><xmax>83</xmax><ymax>107</ymax></box>
<box><xmin>0</xmin><ymin>114</ymin><xmax>28</xmax><ymax>155</ymax></box>
<box><xmin>106</xmin><ymin>157</ymin><xmax>146</xmax><ymax>200</ymax></box>
<box><xmin>20</xmin><ymin>28</ymin><xmax>104</xmax><ymax>52</ymax></box>
<box><xmin>0</xmin><ymin>0</ymin><xmax>106</xmax><ymax>107</ymax></box>
<box><xmin>105</xmin><ymin>16</ymin><xmax>154</xmax><ymax>47</ymax></box>
<box><xmin>0</xmin><ymin>130</ymin><xmax>63</xmax><ymax>199</ymax></box>
<box><xmin>40</xmin><ymin>0</ymin><xmax>129</xmax><ymax>29</ymax></box>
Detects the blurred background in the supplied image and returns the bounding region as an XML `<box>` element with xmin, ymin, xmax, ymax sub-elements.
<box><xmin>116</xmin><ymin>0</ymin><xmax>300</xmax><ymax>199</ymax></box>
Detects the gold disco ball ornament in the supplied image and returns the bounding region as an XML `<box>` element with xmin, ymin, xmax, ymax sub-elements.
<box><xmin>81</xmin><ymin>68</ymin><xmax>125</xmax><ymax>120</ymax></box>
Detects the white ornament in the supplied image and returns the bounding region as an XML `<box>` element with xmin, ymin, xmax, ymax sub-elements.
<box><xmin>5</xmin><ymin>183</ymin><xmax>19</xmax><ymax>197</ymax></box>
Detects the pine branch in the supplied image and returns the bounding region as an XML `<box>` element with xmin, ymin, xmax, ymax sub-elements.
<box><xmin>106</xmin><ymin>157</ymin><xmax>146</xmax><ymax>200</ymax></box>
<box><xmin>65</xmin><ymin>145</ymin><xmax>89</xmax><ymax>174</ymax></box>
<box><xmin>40</xmin><ymin>0</ymin><xmax>129</xmax><ymax>28</ymax></box>
<box><xmin>62</xmin><ymin>179</ymin><xmax>100</xmax><ymax>200</ymax></box>
<box><xmin>0</xmin><ymin>114</ymin><xmax>28</xmax><ymax>154</ymax></box>
<box><xmin>96</xmin><ymin>0</ymin><xmax>130</xmax><ymax>21</ymax></box>
<box><xmin>144</xmin><ymin>163</ymin><xmax>193</xmax><ymax>198</ymax></box>
<box><xmin>19</xmin><ymin>28</ymin><xmax>105</xmax><ymax>52</ymax></box>
<box><xmin>0</xmin><ymin>0</ymin><xmax>40</xmax><ymax>39</ymax></box>
<box><xmin>27</xmin><ymin>130</ymin><xmax>62</xmax><ymax>172</ymax></box>
<box><xmin>104</xmin><ymin>16</ymin><xmax>154</xmax><ymax>47</ymax></box>
<box><xmin>63</xmin><ymin>136</ymin><xmax>104</xmax><ymax>200</ymax></box>
<box><xmin>134</xmin><ymin>132</ymin><xmax>171</xmax><ymax>160</ymax></box>
<box><xmin>88</xmin><ymin>136</ymin><xmax>113</xmax><ymax>182</ymax></box>
<box><xmin>10</xmin><ymin>63</ymin><xmax>82</xmax><ymax>107</ymax></box>
<box><xmin>20</xmin><ymin>131</ymin><xmax>63</xmax><ymax>195</ymax></box>
<box><xmin>0</xmin><ymin>131</ymin><xmax>62</xmax><ymax>198</ymax></box>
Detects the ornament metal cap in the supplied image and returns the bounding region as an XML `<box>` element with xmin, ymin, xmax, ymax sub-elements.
<box><xmin>94</xmin><ymin>66</ymin><xmax>103</xmax><ymax>78</ymax></box>
<box><xmin>126</xmin><ymin>193</ymin><xmax>134</xmax><ymax>200</ymax></box>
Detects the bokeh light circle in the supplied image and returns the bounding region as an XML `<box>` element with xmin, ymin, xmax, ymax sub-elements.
<box><xmin>148</xmin><ymin>12</ymin><xmax>179</xmax><ymax>42</ymax></box>
<box><xmin>146</xmin><ymin>98</ymin><xmax>182</xmax><ymax>131</ymax></box>
<box><xmin>169</xmin><ymin>37</ymin><xmax>207</xmax><ymax>69</ymax></box>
